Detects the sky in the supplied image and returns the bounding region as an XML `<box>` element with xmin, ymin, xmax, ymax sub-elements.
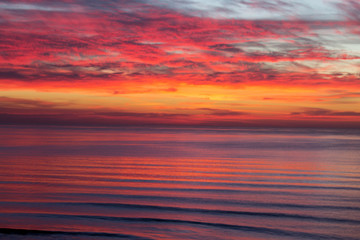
<box><xmin>0</xmin><ymin>0</ymin><xmax>359</xmax><ymax>128</ymax></box>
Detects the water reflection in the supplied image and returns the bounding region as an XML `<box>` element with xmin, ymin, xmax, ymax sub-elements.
<box><xmin>0</xmin><ymin>126</ymin><xmax>360</xmax><ymax>240</ymax></box>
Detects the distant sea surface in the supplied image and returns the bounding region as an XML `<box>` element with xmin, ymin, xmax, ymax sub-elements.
<box><xmin>0</xmin><ymin>125</ymin><xmax>359</xmax><ymax>240</ymax></box>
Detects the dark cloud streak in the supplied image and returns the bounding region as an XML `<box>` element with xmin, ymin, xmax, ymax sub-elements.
<box><xmin>291</xmin><ymin>108</ymin><xmax>360</xmax><ymax>117</ymax></box>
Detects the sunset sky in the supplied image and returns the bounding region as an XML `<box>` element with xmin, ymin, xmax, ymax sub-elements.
<box><xmin>1</xmin><ymin>0</ymin><xmax>359</xmax><ymax>128</ymax></box>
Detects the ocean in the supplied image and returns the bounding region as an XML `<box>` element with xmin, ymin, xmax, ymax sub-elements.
<box><xmin>0</xmin><ymin>126</ymin><xmax>359</xmax><ymax>240</ymax></box>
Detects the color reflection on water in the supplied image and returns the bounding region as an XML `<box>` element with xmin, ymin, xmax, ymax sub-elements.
<box><xmin>0</xmin><ymin>126</ymin><xmax>360</xmax><ymax>240</ymax></box>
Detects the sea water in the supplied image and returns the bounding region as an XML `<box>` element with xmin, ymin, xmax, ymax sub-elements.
<box><xmin>0</xmin><ymin>126</ymin><xmax>359</xmax><ymax>240</ymax></box>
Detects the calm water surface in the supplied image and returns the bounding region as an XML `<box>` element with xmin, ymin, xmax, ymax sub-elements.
<box><xmin>0</xmin><ymin>126</ymin><xmax>359</xmax><ymax>240</ymax></box>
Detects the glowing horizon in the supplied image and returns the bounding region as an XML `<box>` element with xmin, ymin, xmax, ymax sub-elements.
<box><xmin>1</xmin><ymin>0</ymin><xmax>360</xmax><ymax>128</ymax></box>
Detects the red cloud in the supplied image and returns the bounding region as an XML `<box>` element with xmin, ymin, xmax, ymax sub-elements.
<box><xmin>0</xmin><ymin>1</ymin><xmax>359</xmax><ymax>128</ymax></box>
<box><xmin>1</xmin><ymin>1</ymin><xmax>358</xmax><ymax>88</ymax></box>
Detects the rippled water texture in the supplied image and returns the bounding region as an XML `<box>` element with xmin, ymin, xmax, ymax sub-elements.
<box><xmin>0</xmin><ymin>126</ymin><xmax>359</xmax><ymax>240</ymax></box>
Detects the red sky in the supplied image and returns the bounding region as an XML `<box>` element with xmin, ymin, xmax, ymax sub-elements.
<box><xmin>0</xmin><ymin>0</ymin><xmax>360</xmax><ymax>128</ymax></box>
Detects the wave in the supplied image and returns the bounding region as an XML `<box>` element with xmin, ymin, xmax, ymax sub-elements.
<box><xmin>0</xmin><ymin>228</ymin><xmax>154</xmax><ymax>240</ymax></box>
<box><xmin>5</xmin><ymin>214</ymin><xmax>355</xmax><ymax>240</ymax></box>
<box><xmin>3</xmin><ymin>178</ymin><xmax>360</xmax><ymax>191</ymax></box>
<box><xmin>79</xmin><ymin>202</ymin><xmax>360</xmax><ymax>224</ymax></box>
<box><xmin>81</xmin><ymin>194</ymin><xmax>360</xmax><ymax>211</ymax></box>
